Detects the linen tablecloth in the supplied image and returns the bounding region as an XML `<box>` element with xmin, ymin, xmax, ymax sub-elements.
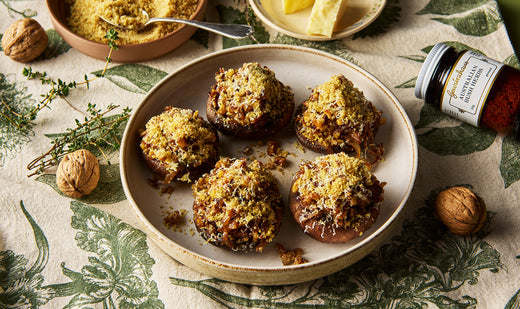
<box><xmin>2</xmin><ymin>0</ymin><xmax>520</xmax><ymax>308</ymax></box>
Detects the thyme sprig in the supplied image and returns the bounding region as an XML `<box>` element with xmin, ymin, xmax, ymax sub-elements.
<box><xmin>27</xmin><ymin>103</ymin><xmax>131</xmax><ymax>176</ymax></box>
<box><xmin>1</xmin><ymin>30</ymin><xmax>120</xmax><ymax>130</ymax></box>
<box><xmin>20</xmin><ymin>29</ymin><xmax>120</xmax><ymax>120</ymax></box>
<box><xmin>16</xmin><ymin>29</ymin><xmax>128</xmax><ymax>176</ymax></box>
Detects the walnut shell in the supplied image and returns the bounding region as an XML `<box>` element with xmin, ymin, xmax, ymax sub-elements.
<box><xmin>434</xmin><ymin>187</ymin><xmax>486</xmax><ymax>235</ymax></box>
<box><xmin>1</xmin><ymin>18</ymin><xmax>48</xmax><ymax>62</ymax></box>
<box><xmin>56</xmin><ymin>149</ymin><xmax>100</xmax><ymax>198</ymax></box>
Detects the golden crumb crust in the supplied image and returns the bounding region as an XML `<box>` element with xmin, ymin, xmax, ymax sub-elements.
<box><xmin>295</xmin><ymin>75</ymin><xmax>384</xmax><ymax>163</ymax></box>
<box><xmin>207</xmin><ymin>62</ymin><xmax>295</xmax><ymax>138</ymax></box>
<box><xmin>290</xmin><ymin>152</ymin><xmax>385</xmax><ymax>243</ymax></box>
<box><xmin>192</xmin><ymin>158</ymin><xmax>284</xmax><ymax>252</ymax></box>
<box><xmin>66</xmin><ymin>0</ymin><xmax>199</xmax><ymax>44</ymax></box>
<box><xmin>140</xmin><ymin>106</ymin><xmax>219</xmax><ymax>183</ymax></box>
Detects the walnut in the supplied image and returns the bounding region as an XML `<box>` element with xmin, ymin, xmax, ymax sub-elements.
<box><xmin>434</xmin><ymin>187</ymin><xmax>486</xmax><ymax>236</ymax></box>
<box><xmin>56</xmin><ymin>149</ymin><xmax>100</xmax><ymax>198</ymax></box>
<box><xmin>1</xmin><ymin>18</ymin><xmax>48</xmax><ymax>62</ymax></box>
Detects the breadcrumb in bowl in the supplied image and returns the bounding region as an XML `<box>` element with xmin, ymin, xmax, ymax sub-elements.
<box><xmin>46</xmin><ymin>0</ymin><xmax>207</xmax><ymax>62</ymax></box>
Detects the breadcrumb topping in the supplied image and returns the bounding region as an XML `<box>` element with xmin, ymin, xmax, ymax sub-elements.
<box><xmin>209</xmin><ymin>62</ymin><xmax>294</xmax><ymax>127</ymax></box>
<box><xmin>296</xmin><ymin>75</ymin><xmax>384</xmax><ymax>159</ymax></box>
<box><xmin>140</xmin><ymin>106</ymin><xmax>218</xmax><ymax>182</ymax></box>
<box><xmin>192</xmin><ymin>158</ymin><xmax>283</xmax><ymax>252</ymax></box>
<box><xmin>292</xmin><ymin>153</ymin><xmax>383</xmax><ymax>229</ymax></box>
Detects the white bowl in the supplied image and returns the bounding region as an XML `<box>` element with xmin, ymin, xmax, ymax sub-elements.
<box><xmin>249</xmin><ymin>0</ymin><xmax>386</xmax><ymax>41</ymax></box>
<box><xmin>120</xmin><ymin>44</ymin><xmax>417</xmax><ymax>285</ymax></box>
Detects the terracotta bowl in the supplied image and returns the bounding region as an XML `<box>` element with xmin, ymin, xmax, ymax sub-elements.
<box><xmin>46</xmin><ymin>0</ymin><xmax>207</xmax><ymax>62</ymax></box>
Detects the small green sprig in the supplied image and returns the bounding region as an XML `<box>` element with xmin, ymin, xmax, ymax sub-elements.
<box><xmin>8</xmin><ymin>29</ymin><xmax>121</xmax><ymax>130</ymax></box>
<box><xmin>105</xmin><ymin>28</ymin><xmax>119</xmax><ymax>51</ymax></box>
<box><xmin>27</xmin><ymin>103</ymin><xmax>132</xmax><ymax>176</ymax></box>
<box><xmin>1</xmin><ymin>30</ymin><xmax>120</xmax><ymax>132</ymax></box>
<box><xmin>23</xmin><ymin>67</ymin><xmax>79</xmax><ymax>114</ymax></box>
<box><xmin>5</xmin><ymin>29</ymin><xmax>128</xmax><ymax>176</ymax></box>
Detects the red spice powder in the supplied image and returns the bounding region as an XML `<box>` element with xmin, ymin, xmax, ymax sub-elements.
<box><xmin>480</xmin><ymin>66</ymin><xmax>520</xmax><ymax>135</ymax></box>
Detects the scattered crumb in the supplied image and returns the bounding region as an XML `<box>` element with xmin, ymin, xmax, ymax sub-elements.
<box><xmin>267</xmin><ymin>140</ymin><xmax>279</xmax><ymax>156</ymax></box>
<box><xmin>276</xmin><ymin>244</ymin><xmax>308</xmax><ymax>266</ymax></box>
<box><xmin>263</xmin><ymin>140</ymin><xmax>290</xmax><ymax>171</ymax></box>
<box><xmin>294</xmin><ymin>141</ymin><xmax>306</xmax><ymax>153</ymax></box>
<box><xmin>242</xmin><ymin>145</ymin><xmax>254</xmax><ymax>156</ymax></box>
<box><xmin>265</xmin><ymin>155</ymin><xmax>287</xmax><ymax>171</ymax></box>
<box><xmin>163</xmin><ymin>209</ymin><xmax>187</xmax><ymax>232</ymax></box>
<box><xmin>147</xmin><ymin>176</ymin><xmax>161</xmax><ymax>189</ymax></box>
<box><xmin>273</xmin><ymin>155</ymin><xmax>287</xmax><ymax>167</ymax></box>
<box><xmin>160</xmin><ymin>185</ymin><xmax>174</xmax><ymax>195</ymax></box>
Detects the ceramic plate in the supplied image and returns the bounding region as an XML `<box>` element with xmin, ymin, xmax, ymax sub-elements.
<box><xmin>120</xmin><ymin>44</ymin><xmax>417</xmax><ymax>285</ymax></box>
<box><xmin>248</xmin><ymin>0</ymin><xmax>386</xmax><ymax>41</ymax></box>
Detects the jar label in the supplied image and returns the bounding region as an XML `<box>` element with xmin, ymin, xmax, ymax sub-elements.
<box><xmin>441</xmin><ymin>50</ymin><xmax>504</xmax><ymax>126</ymax></box>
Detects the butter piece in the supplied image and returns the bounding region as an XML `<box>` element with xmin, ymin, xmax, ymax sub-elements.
<box><xmin>283</xmin><ymin>0</ymin><xmax>315</xmax><ymax>14</ymax></box>
<box><xmin>306</xmin><ymin>0</ymin><xmax>349</xmax><ymax>37</ymax></box>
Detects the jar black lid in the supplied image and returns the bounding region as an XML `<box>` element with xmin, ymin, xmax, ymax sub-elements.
<box><xmin>415</xmin><ymin>43</ymin><xmax>451</xmax><ymax>100</ymax></box>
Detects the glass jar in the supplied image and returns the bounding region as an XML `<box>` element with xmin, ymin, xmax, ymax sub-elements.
<box><xmin>415</xmin><ymin>42</ymin><xmax>520</xmax><ymax>139</ymax></box>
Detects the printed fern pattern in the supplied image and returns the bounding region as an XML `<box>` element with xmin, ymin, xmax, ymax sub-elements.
<box><xmin>1</xmin><ymin>0</ymin><xmax>519</xmax><ymax>308</ymax></box>
<box><xmin>170</xmin><ymin>187</ymin><xmax>502</xmax><ymax>308</ymax></box>
<box><xmin>0</xmin><ymin>201</ymin><xmax>164</xmax><ymax>308</ymax></box>
<box><xmin>0</xmin><ymin>188</ymin><xmax>503</xmax><ymax>308</ymax></box>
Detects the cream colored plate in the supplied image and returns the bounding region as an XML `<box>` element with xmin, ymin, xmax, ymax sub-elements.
<box><xmin>120</xmin><ymin>44</ymin><xmax>417</xmax><ymax>285</ymax></box>
<box><xmin>249</xmin><ymin>0</ymin><xmax>386</xmax><ymax>41</ymax></box>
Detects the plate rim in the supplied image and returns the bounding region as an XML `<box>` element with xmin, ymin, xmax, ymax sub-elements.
<box><xmin>248</xmin><ymin>0</ymin><xmax>387</xmax><ymax>41</ymax></box>
<box><xmin>120</xmin><ymin>44</ymin><xmax>418</xmax><ymax>280</ymax></box>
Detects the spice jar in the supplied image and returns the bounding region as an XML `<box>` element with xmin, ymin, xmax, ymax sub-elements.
<box><xmin>415</xmin><ymin>43</ymin><xmax>520</xmax><ymax>139</ymax></box>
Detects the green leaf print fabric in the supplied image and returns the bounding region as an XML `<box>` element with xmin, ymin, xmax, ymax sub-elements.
<box><xmin>1</xmin><ymin>0</ymin><xmax>520</xmax><ymax>308</ymax></box>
